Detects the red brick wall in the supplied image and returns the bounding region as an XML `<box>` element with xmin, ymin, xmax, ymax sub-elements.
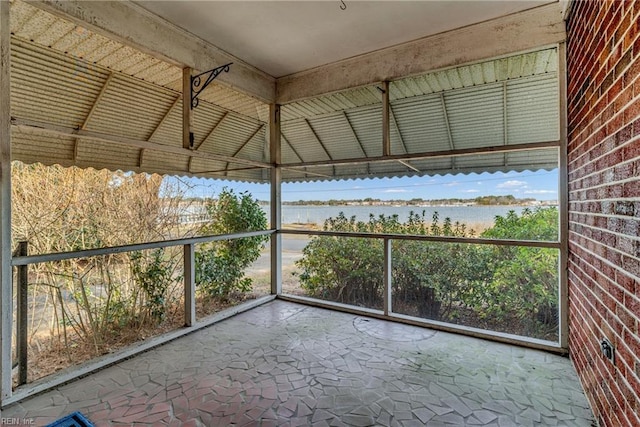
<box><xmin>566</xmin><ymin>1</ymin><xmax>640</xmax><ymax>426</ymax></box>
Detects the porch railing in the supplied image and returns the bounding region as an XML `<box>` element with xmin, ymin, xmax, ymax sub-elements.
<box><xmin>10</xmin><ymin>226</ymin><xmax>564</xmax><ymax>395</ymax></box>
<box><xmin>11</xmin><ymin>229</ymin><xmax>274</xmax><ymax>388</ymax></box>
<box><xmin>279</xmin><ymin>228</ymin><xmax>564</xmax><ymax>352</ymax></box>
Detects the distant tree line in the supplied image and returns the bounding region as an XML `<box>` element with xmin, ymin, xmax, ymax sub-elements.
<box><xmin>283</xmin><ymin>195</ymin><xmax>539</xmax><ymax>206</ymax></box>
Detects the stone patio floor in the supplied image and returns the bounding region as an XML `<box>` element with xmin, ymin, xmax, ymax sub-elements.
<box><xmin>3</xmin><ymin>300</ymin><xmax>594</xmax><ymax>426</ymax></box>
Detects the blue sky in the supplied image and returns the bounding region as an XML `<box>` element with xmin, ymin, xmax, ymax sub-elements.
<box><xmin>166</xmin><ymin>169</ymin><xmax>559</xmax><ymax>202</ymax></box>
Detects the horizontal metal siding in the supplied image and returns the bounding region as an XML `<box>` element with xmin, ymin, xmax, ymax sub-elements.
<box><xmin>282</xmin><ymin>120</ymin><xmax>332</xmax><ymax>163</ymax></box>
<box><xmin>76</xmin><ymin>139</ymin><xmax>141</xmax><ymax>171</ymax></box>
<box><xmin>391</xmin><ymin>96</ymin><xmax>451</xmax><ymax>154</ymax></box>
<box><xmin>445</xmin><ymin>84</ymin><xmax>505</xmax><ymax>150</ymax></box>
<box><xmin>87</xmin><ymin>75</ymin><xmax>177</xmax><ymax>141</ymax></box>
<box><xmin>306</xmin><ymin>115</ymin><xmax>366</xmax><ymax>160</ymax></box>
<box><xmin>507</xmin><ymin>74</ymin><xmax>559</xmax><ymax>144</ymax></box>
<box><xmin>346</xmin><ymin>105</ymin><xmax>383</xmax><ymax>158</ymax></box>
<box><xmin>11</xmin><ymin>129</ymin><xmax>75</xmax><ymax>165</ymax></box>
<box><xmin>11</xmin><ymin>39</ymin><xmax>107</xmax><ymax>127</ymax></box>
<box><xmin>203</xmin><ymin>116</ymin><xmax>264</xmax><ymax>159</ymax></box>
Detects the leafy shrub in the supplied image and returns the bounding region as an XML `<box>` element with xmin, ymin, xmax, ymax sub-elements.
<box><xmin>296</xmin><ymin>207</ymin><xmax>560</xmax><ymax>339</ymax></box>
<box><xmin>480</xmin><ymin>207</ymin><xmax>559</xmax><ymax>336</ymax></box>
<box><xmin>297</xmin><ymin>213</ymin><xmax>384</xmax><ymax>308</ymax></box>
<box><xmin>130</xmin><ymin>249</ymin><xmax>178</xmax><ymax>322</ymax></box>
<box><xmin>195</xmin><ymin>188</ymin><xmax>268</xmax><ymax>297</ymax></box>
<box><xmin>297</xmin><ymin>211</ymin><xmax>486</xmax><ymax>318</ymax></box>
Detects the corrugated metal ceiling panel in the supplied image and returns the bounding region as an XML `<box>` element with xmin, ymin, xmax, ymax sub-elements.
<box><xmin>201</xmin><ymin>116</ymin><xmax>266</xmax><ymax>160</ymax></box>
<box><xmin>9</xmin><ymin>0</ymin><xmax>560</xmax><ymax>184</ymax></box>
<box><xmin>305</xmin><ymin>115</ymin><xmax>365</xmax><ymax>160</ymax></box>
<box><xmin>281</xmin><ymin>86</ymin><xmax>381</xmax><ymax>121</ymax></box>
<box><xmin>282</xmin><ymin>148</ymin><xmax>558</xmax><ymax>183</ymax></box>
<box><xmin>346</xmin><ymin>105</ymin><xmax>383</xmax><ymax>158</ymax></box>
<box><xmin>11</xmin><ymin>129</ymin><xmax>75</xmax><ymax>165</ymax></box>
<box><xmin>77</xmin><ymin>139</ymin><xmax>142</xmax><ymax>171</ymax></box>
<box><xmin>390</xmin><ymin>96</ymin><xmax>451</xmax><ymax>154</ymax></box>
<box><xmin>281</xmin><ymin>120</ymin><xmax>333</xmax><ymax>163</ymax></box>
<box><xmin>11</xmin><ymin>39</ymin><xmax>108</xmax><ymax>127</ymax></box>
<box><xmin>507</xmin><ymin>74</ymin><xmax>559</xmax><ymax>144</ymax></box>
<box><xmin>87</xmin><ymin>74</ymin><xmax>177</xmax><ymax>141</ymax></box>
<box><xmin>10</xmin><ymin>0</ymin><xmax>267</xmax><ymax>121</ymax></box>
<box><xmin>445</xmin><ymin>84</ymin><xmax>505</xmax><ymax>150</ymax></box>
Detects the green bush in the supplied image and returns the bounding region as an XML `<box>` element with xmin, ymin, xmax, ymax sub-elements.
<box><xmin>296</xmin><ymin>207</ymin><xmax>559</xmax><ymax>339</ymax></box>
<box><xmin>130</xmin><ymin>248</ymin><xmax>177</xmax><ymax>322</ymax></box>
<box><xmin>480</xmin><ymin>207</ymin><xmax>559</xmax><ymax>336</ymax></box>
<box><xmin>297</xmin><ymin>213</ymin><xmax>384</xmax><ymax>308</ymax></box>
<box><xmin>296</xmin><ymin>211</ymin><xmax>486</xmax><ymax>318</ymax></box>
<box><xmin>195</xmin><ymin>188</ymin><xmax>268</xmax><ymax>297</ymax></box>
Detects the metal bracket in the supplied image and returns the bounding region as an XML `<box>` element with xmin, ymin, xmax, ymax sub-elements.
<box><xmin>191</xmin><ymin>63</ymin><xmax>232</xmax><ymax>109</ymax></box>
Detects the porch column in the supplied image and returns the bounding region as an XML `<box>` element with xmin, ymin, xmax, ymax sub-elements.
<box><xmin>382</xmin><ymin>81</ymin><xmax>390</xmax><ymax>156</ymax></box>
<box><xmin>270</xmin><ymin>104</ymin><xmax>282</xmax><ymax>295</ymax></box>
<box><xmin>182</xmin><ymin>67</ymin><xmax>195</xmax><ymax>325</ymax></box>
<box><xmin>183</xmin><ymin>67</ymin><xmax>193</xmax><ymax>149</ymax></box>
<box><xmin>0</xmin><ymin>0</ymin><xmax>12</xmax><ymax>401</ymax></box>
<box><xmin>558</xmin><ymin>42</ymin><xmax>569</xmax><ymax>350</ymax></box>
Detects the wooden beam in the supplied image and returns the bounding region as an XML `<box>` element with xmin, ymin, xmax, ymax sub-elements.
<box><xmin>28</xmin><ymin>0</ymin><xmax>275</xmax><ymax>103</ymax></box>
<box><xmin>440</xmin><ymin>93</ymin><xmax>456</xmax><ymax>169</ymax></box>
<box><xmin>148</xmin><ymin>95</ymin><xmax>180</xmax><ymax>142</ymax></box>
<box><xmin>277</xmin><ymin>3</ymin><xmax>565</xmax><ymax>103</ymax></box>
<box><xmin>282</xmin><ymin>140</ymin><xmax>560</xmax><ymax>169</ymax></box>
<box><xmin>382</xmin><ymin>81</ymin><xmax>390</xmax><ymax>157</ymax></box>
<box><xmin>304</xmin><ymin>119</ymin><xmax>333</xmax><ymax>161</ymax></box>
<box><xmin>0</xmin><ymin>0</ymin><xmax>12</xmax><ymax>401</ymax></box>
<box><xmin>11</xmin><ymin>117</ymin><xmax>273</xmax><ymax>170</ymax></box>
<box><xmin>182</xmin><ymin>67</ymin><xmax>193</xmax><ymax>150</ymax></box>
<box><xmin>75</xmin><ymin>73</ymin><xmax>113</xmax><ymax>161</ymax></box>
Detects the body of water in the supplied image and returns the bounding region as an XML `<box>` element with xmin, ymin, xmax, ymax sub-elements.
<box><xmin>281</xmin><ymin>205</ymin><xmax>537</xmax><ymax>228</ymax></box>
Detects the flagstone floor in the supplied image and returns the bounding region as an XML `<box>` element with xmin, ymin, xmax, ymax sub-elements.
<box><xmin>3</xmin><ymin>300</ymin><xmax>593</xmax><ymax>426</ymax></box>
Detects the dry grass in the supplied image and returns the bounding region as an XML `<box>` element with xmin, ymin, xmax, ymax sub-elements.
<box><xmin>21</xmin><ymin>293</ymin><xmax>259</xmax><ymax>386</ymax></box>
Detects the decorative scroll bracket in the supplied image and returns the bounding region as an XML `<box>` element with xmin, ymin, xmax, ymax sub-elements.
<box><xmin>191</xmin><ymin>63</ymin><xmax>232</xmax><ymax>109</ymax></box>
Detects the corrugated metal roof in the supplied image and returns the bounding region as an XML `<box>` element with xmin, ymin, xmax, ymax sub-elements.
<box><xmin>9</xmin><ymin>0</ymin><xmax>266</xmax><ymax>121</ymax></box>
<box><xmin>9</xmin><ymin>10</ymin><xmax>269</xmax><ymax>182</ymax></box>
<box><xmin>8</xmin><ymin>0</ymin><xmax>560</xmax><ymax>184</ymax></box>
<box><xmin>280</xmin><ymin>48</ymin><xmax>559</xmax><ymax>182</ymax></box>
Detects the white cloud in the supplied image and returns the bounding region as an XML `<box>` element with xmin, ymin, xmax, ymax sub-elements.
<box><xmin>382</xmin><ymin>189</ymin><xmax>411</xmax><ymax>193</ymax></box>
<box><xmin>459</xmin><ymin>189</ymin><xmax>480</xmax><ymax>193</ymax></box>
<box><xmin>496</xmin><ymin>180</ymin><xmax>528</xmax><ymax>189</ymax></box>
<box><xmin>444</xmin><ymin>181</ymin><xmax>460</xmax><ymax>187</ymax></box>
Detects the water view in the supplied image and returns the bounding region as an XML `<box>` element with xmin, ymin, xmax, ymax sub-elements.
<box><xmin>281</xmin><ymin>204</ymin><xmax>533</xmax><ymax>228</ymax></box>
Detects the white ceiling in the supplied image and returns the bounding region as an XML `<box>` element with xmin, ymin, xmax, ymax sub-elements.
<box><xmin>136</xmin><ymin>1</ymin><xmax>553</xmax><ymax>78</ymax></box>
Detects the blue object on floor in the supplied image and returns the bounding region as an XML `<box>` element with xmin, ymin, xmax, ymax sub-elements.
<box><xmin>45</xmin><ymin>411</ymin><xmax>94</xmax><ymax>427</ymax></box>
